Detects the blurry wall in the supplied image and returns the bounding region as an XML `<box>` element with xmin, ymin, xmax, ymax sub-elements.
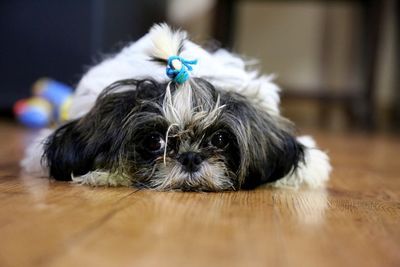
<box><xmin>376</xmin><ymin>5</ymin><xmax>396</xmax><ymax>109</ymax></box>
<box><xmin>237</xmin><ymin>2</ymin><xmax>328</xmax><ymax>91</ymax></box>
<box><xmin>167</xmin><ymin>0</ymin><xmax>215</xmax><ymax>44</ymax></box>
<box><xmin>1</xmin><ymin>0</ymin><xmax>395</xmax><ymax>128</ymax></box>
<box><xmin>0</xmin><ymin>0</ymin><xmax>166</xmax><ymax>113</ymax></box>
<box><xmin>235</xmin><ymin>1</ymin><xmax>395</xmax><ymax>112</ymax></box>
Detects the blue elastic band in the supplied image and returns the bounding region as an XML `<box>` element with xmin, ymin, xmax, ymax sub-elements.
<box><xmin>166</xmin><ymin>55</ymin><xmax>198</xmax><ymax>84</ymax></box>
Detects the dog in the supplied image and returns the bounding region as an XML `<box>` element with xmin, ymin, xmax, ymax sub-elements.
<box><xmin>22</xmin><ymin>23</ymin><xmax>331</xmax><ymax>191</ymax></box>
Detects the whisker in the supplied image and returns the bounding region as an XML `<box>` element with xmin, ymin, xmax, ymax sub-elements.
<box><xmin>164</xmin><ymin>123</ymin><xmax>178</xmax><ymax>165</ymax></box>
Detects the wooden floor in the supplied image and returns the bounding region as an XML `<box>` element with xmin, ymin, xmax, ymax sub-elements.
<box><xmin>0</xmin><ymin>121</ymin><xmax>400</xmax><ymax>267</ymax></box>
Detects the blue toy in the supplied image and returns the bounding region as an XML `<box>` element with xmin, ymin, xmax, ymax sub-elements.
<box><xmin>14</xmin><ymin>97</ymin><xmax>52</xmax><ymax>128</ymax></box>
<box><xmin>14</xmin><ymin>78</ymin><xmax>74</xmax><ymax>128</ymax></box>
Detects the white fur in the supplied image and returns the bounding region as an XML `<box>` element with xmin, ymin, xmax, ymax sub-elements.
<box><xmin>163</xmin><ymin>82</ymin><xmax>193</xmax><ymax>126</ymax></box>
<box><xmin>162</xmin><ymin>80</ymin><xmax>224</xmax><ymax>130</ymax></box>
<box><xmin>67</xmin><ymin>23</ymin><xmax>280</xmax><ymax>120</ymax></box>
<box><xmin>274</xmin><ymin>136</ymin><xmax>332</xmax><ymax>188</ymax></box>
<box><xmin>71</xmin><ymin>171</ymin><xmax>131</xmax><ymax>187</ymax></box>
<box><xmin>149</xmin><ymin>23</ymin><xmax>187</xmax><ymax>60</ymax></box>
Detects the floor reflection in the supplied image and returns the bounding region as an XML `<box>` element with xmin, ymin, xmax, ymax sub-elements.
<box><xmin>272</xmin><ymin>187</ymin><xmax>329</xmax><ymax>226</ymax></box>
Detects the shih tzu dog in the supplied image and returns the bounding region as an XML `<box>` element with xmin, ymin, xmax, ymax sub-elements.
<box><xmin>22</xmin><ymin>24</ymin><xmax>331</xmax><ymax>191</ymax></box>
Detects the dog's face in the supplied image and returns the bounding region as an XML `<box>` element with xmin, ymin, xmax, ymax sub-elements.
<box><xmin>44</xmin><ymin>78</ymin><xmax>304</xmax><ymax>191</ymax></box>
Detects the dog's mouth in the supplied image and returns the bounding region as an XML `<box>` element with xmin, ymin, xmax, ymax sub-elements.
<box><xmin>149</xmin><ymin>161</ymin><xmax>235</xmax><ymax>191</ymax></box>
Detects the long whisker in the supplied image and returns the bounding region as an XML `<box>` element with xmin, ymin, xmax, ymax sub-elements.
<box><xmin>164</xmin><ymin>123</ymin><xmax>178</xmax><ymax>165</ymax></box>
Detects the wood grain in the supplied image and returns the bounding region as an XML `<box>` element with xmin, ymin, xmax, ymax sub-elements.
<box><xmin>0</xmin><ymin>121</ymin><xmax>399</xmax><ymax>267</ymax></box>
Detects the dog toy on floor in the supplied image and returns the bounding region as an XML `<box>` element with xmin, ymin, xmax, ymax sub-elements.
<box><xmin>21</xmin><ymin>23</ymin><xmax>331</xmax><ymax>191</ymax></box>
<box><xmin>14</xmin><ymin>78</ymin><xmax>73</xmax><ymax>128</ymax></box>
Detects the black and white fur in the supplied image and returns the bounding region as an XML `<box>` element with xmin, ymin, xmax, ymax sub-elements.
<box><xmin>22</xmin><ymin>24</ymin><xmax>331</xmax><ymax>191</ymax></box>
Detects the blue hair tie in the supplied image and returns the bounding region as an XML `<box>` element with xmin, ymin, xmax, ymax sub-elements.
<box><xmin>166</xmin><ymin>55</ymin><xmax>198</xmax><ymax>84</ymax></box>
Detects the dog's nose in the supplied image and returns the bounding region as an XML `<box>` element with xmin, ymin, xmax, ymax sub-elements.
<box><xmin>178</xmin><ymin>152</ymin><xmax>203</xmax><ymax>172</ymax></box>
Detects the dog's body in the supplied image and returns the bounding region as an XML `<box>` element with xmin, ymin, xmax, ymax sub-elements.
<box><xmin>22</xmin><ymin>24</ymin><xmax>331</xmax><ymax>191</ymax></box>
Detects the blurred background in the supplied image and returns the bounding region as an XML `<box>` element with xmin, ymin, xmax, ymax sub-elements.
<box><xmin>0</xmin><ymin>0</ymin><xmax>398</xmax><ymax>133</ymax></box>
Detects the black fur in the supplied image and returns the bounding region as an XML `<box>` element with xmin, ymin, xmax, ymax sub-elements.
<box><xmin>219</xmin><ymin>91</ymin><xmax>305</xmax><ymax>189</ymax></box>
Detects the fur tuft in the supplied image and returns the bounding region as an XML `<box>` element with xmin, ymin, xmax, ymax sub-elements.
<box><xmin>149</xmin><ymin>23</ymin><xmax>187</xmax><ymax>60</ymax></box>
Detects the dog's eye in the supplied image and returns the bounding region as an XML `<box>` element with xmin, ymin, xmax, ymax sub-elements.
<box><xmin>143</xmin><ymin>133</ymin><xmax>165</xmax><ymax>152</ymax></box>
<box><xmin>210</xmin><ymin>131</ymin><xmax>230</xmax><ymax>149</ymax></box>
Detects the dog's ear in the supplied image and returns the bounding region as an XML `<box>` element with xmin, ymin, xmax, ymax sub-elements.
<box><xmin>44</xmin><ymin>85</ymin><xmax>136</xmax><ymax>180</ymax></box>
<box><xmin>44</xmin><ymin>79</ymin><xmax>167</xmax><ymax>181</ymax></box>
<box><xmin>44</xmin><ymin>119</ymin><xmax>95</xmax><ymax>181</ymax></box>
<box><xmin>265</xmin><ymin>131</ymin><xmax>305</xmax><ymax>182</ymax></box>
<box><xmin>242</xmin><ymin>130</ymin><xmax>305</xmax><ymax>189</ymax></box>
<box><xmin>44</xmin><ymin>92</ymin><xmax>135</xmax><ymax>180</ymax></box>
<box><xmin>220</xmin><ymin>92</ymin><xmax>305</xmax><ymax>189</ymax></box>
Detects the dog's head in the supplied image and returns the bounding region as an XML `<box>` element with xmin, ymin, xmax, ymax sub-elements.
<box><xmin>44</xmin><ymin>77</ymin><xmax>304</xmax><ymax>191</ymax></box>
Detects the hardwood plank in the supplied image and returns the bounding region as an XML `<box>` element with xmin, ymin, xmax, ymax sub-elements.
<box><xmin>0</xmin><ymin>122</ymin><xmax>399</xmax><ymax>267</ymax></box>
